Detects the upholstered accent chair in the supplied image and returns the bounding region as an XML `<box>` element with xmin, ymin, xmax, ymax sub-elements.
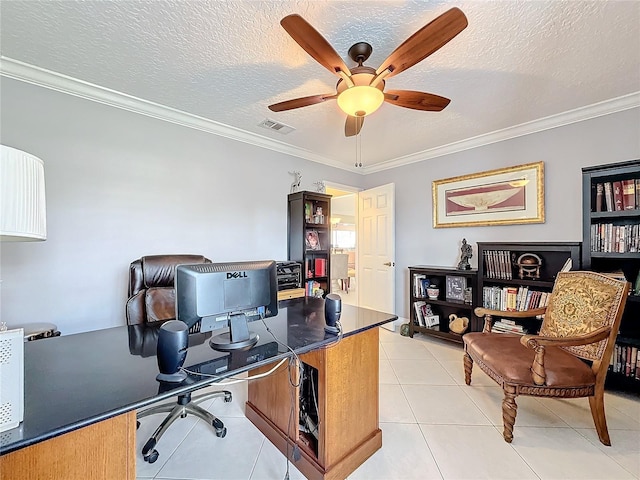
<box><xmin>463</xmin><ymin>271</ymin><xmax>629</xmax><ymax>446</ymax></box>
<box><xmin>126</xmin><ymin>254</ymin><xmax>232</xmax><ymax>464</ymax></box>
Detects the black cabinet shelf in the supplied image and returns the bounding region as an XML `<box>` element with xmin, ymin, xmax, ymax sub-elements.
<box><xmin>590</xmin><ymin>210</ymin><xmax>640</xmax><ymax>220</ymax></box>
<box><xmin>582</xmin><ymin>160</ymin><xmax>640</xmax><ymax>394</ymax></box>
<box><xmin>408</xmin><ymin>266</ymin><xmax>478</xmax><ymax>343</ymax></box>
<box><xmin>477</xmin><ymin>242</ymin><xmax>581</xmax><ymax>334</ymax></box>
<box><xmin>304</xmin><ymin>223</ymin><xmax>330</xmax><ymax>229</ymax></box>
<box><xmin>590</xmin><ymin>252</ymin><xmax>640</xmax><ymax>259</ymax></box>
<box><xmin>481</xmin><ymin>278</ymin><xmax>555</xmax><ymax>288</ymax></box>
<box><xmin>413</xmin><ymin>297</ymin><xmax>475</xmax><ymax>310</ymax></box>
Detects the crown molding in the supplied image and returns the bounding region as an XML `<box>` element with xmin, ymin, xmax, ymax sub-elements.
<box><xmin>0</xmin><ymin>57</ymin><xmax>358</xmax><ymax>173</ymax></box>
<box><xmin>2</xmin><ymin>57</ymin><xmax>637</xmax><ymax>176</ymax></box>
<box><xmin>363</xmin><ymin>91</ymin><xmax>640</xmax><ymax>174</ymax></box>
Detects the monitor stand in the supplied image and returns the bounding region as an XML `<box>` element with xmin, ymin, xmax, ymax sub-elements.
<box><xmin>209</xmin><ymin>313</ymin><xmax>259</xmax><ymax>352</ymax></box>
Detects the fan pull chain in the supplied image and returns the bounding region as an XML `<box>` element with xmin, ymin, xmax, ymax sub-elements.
<box><xmin>354</xmin><ymin>118</ymin><xmax>363</xmax><ymax>168</ymax></box>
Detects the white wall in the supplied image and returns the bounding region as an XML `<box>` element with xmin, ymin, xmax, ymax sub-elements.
<box><xmin>364</xmin><ymin>107</ymin><xmax>640</xmax><ymax>320</ymax></box>
<box><xmin>0</xmin><ymin>79</ymin><xmax>363</xmax><ymax>334</ymax></box>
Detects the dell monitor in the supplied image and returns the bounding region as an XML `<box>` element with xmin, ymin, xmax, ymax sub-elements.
<box><xmin>175</xmin><ymin>260</ymin><xmax>278</xmax><ymax>352</ymax></box>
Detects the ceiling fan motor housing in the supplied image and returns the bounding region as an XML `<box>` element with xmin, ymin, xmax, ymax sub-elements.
<box><xmin>348</xmin><ymin>42</ymin><xmax>373</xmax><ymax>65</ymax></box>
<box><xmin>336</xmin><ymin>66</ymin><xmax>385</xmax><ymax>94</ymax></box>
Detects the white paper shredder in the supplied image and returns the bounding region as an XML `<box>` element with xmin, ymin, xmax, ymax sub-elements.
<box><xmin>0</xmin><ymin>328</ymin><xmax>24</xmax><ymax>433</ymax></box>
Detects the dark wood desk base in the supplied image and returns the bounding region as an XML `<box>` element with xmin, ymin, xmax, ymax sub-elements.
<box><xmin>246</xmin><ymin>327</ymin><xmax>381</xmax><ymax>480</ymax></box>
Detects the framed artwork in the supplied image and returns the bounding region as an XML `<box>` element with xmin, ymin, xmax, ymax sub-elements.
<box><xmin>432</xmin><ymin>162</ymin><xmax>544</xmax><ymax>228</ymax></box>
<box><xmin>445</xmin><ymin>275</ymin><xmax>466</xmax><ymax>301</ymax></box>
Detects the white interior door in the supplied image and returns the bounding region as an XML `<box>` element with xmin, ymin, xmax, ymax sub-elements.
<box><xmin>358</xmin><ymin>183</ymin><xmax>396</xmax><ymax>327</ymax></box>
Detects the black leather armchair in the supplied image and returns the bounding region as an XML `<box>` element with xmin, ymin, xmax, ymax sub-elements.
<box><xmin>126</xmin><ymin>254</ymin><xmax>232</xmax><ymax>464</ymax></box>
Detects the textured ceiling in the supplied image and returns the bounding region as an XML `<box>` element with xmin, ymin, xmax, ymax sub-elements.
<box><xmin>1</xmin><ymin>1</ymin><xmax>639</xmax><ymax>172</ymax></box>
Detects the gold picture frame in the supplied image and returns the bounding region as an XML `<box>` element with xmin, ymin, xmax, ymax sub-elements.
<box><xmin>433</xmin><ymin>162</ymin><xmax>544</xmax><ymax>228</ymax></box>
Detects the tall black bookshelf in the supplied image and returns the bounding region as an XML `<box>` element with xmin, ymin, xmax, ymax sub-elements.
<box><xmin>288</xmin><ymin>191</ymin><xmax>332</xmax><ymax>297</ymax></box>
<box><xmin>582</xmin><ymin>160</ymin><xmax>640</xmax><ymax>392</ymax></box>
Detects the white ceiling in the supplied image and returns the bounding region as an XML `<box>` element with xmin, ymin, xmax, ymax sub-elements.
<box><xmin>1</xmin><ymin>1</ymin><xmax>639</xmax><ymax>173</ymax></box>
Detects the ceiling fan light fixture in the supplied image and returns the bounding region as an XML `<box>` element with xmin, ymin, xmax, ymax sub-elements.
<box><xmin>337</xmin><ymin>86</ymin><xmax>384</xmax><ymax>117</ymax></box>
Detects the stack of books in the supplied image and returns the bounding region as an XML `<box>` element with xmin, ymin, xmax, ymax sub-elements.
<box><xmin>491</xmin><ymin>319</ymin><xmax>527</xmax><ymax>335</ymax></box>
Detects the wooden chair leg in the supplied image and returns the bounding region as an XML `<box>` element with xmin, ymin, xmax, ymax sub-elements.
<box><xmin>463</xmin><ymin>352</ymin><xmax>473</xmax><ymax>385</ymax></box>
<box><xmin>502</xmin><ymin>387</ymin><xmax>518</xmax><ymax>443</ymax></box>
<box><xmin>589</xmin><ymin>389</ymin><xmax>611</xmax><ymax>446</ymax></box>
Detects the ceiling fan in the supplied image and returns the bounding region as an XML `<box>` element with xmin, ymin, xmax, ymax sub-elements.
<box><xmin>268</xmin><ymin>8</ymin><xmax>468</xmax><ymax>137</ymax></box>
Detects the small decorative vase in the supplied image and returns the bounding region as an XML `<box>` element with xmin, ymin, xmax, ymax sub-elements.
<box><xmin>426</xmin><ymin>285</ymin><xmax>439</xmax><ymax>300</ymax></box>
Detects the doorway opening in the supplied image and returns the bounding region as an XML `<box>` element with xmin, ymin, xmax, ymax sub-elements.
<box><xmin>325</xmin><ymin>184</ymin><xmax>359</xmax><ymax>307</ymax></box>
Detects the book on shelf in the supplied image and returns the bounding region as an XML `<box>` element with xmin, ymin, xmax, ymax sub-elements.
<box><xmin>505</xmin><ymin>286</ymin><xmax>518</xmax><ymax>311</ymax></box>
<box><xmin>610</xmin><ymin>344</ymin><xmax>640</xmax><ymax>380</ymax></box>
<box><xmin>314</xmin><ymin>258</ymin><xmax>327</xmax><ymax>277</ymax></box>
<box><xmin>305</xmin><ymin>280</ymin><xmax>323</xmax><ymax>297</ymax></box>
<box><xmin>483</xmin><ymin>250</ymin><xmax>514</xmax><ymax>280</ymax></box>
<box><xmin>516</xmin><ymin>286</ymin><xmax>528</xmax><ymax>311</ymax></box>
<box><xmin>622</xmin><ymin>179</ymin><xmax>636</xmax><ymax>210</ymax></box>
<box><xmin>612</xmin><ymin>181</ymin><xmax>624</xmax><ymax>211</ymax></box>
<box><xmin>602</xmin><ymin>270</ymin><xmax>627</xmax><ymax>281</ymax></box>
<box><xmin>413</xmin><ymin>301</ymin><xmax>426</xmax><ymax>326</ymax></box>
<box><xmin>595</xmin><ymin>183</ymin><xmax>603</xmax><ymax>212</ymax></box>
<box><xmin>413</xmin><ymin>274</ymin><xmax>431</xmax><ymax>298</ymax></box>
<box><xmin>589</xmin><ymin>223</ymin><xmax>640</xmax><ymax>253</ymax></box>
<box><xmin>491</xmin><ymin>319</ymin><xmax>527</xmax><ymax>335</ymax></box>
<box><xmin>604</xmin><ymin>182</ymin><xmax>614</xmax><ymax>212</ymax></box>
<box><xmin>482</xmin><ymin>285</ymin><xmax>549</xmax><ymax>312</ymax></box>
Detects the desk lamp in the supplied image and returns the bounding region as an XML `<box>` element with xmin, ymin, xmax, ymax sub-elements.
<box><xmin>0</xmin><ymin>145</ymin><xmax>47</xmax><ymax>433</ymax></box>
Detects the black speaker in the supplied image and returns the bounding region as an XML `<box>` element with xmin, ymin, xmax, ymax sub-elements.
<box><xmin>324</xmin><ymin>293</ymin><xmax>342</xmax><ymax>334</ymax></box>
<box><xmin>156</xmin><ymin>320</ymin><xmax>188</xmax><ymax>382</ymax></box>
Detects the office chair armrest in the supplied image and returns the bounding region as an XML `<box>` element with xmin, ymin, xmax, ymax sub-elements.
<box><xmin>474</xmin><ymin>307</ymin><xmax>548</xmax><ymax>333</ymax></box>
<box><xmin>519</xmin><ymin>326</ymin><xmax>611</xmax><ymax>386</ymax></box>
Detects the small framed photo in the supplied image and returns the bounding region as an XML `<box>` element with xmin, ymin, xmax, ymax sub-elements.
<box><xmin>305</xmin><ymin>230</ymin><xmax>321</xmax><ymax>250</ymax></box>
<box><xmin>446</xmin><ymin>275</ymin><xmax>466</xmax><ymax>301</ymax></box>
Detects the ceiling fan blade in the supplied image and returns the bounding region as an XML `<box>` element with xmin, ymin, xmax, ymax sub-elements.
<box><xmin>281</xmin><ymin>14</ymin><xmax>351</xmax><ymax>77</ymax></box>
<box><xmin>268</xmin><ymin>94</ymin><xmax>334</xmax><ymax>112</ymax></box>
<box><xmin>377</xmin><ymin>7</ymin><xmax>467</xmax><ymax>79</ymax></box>
<box><xmin>384</xmin><ymin>90</ymin><xmax>451</xmax><ymax>111</ymax></box>
<box><xmin>345</xmin><ymin>115</ymin><xmax>364</xmax><ymax>137</ymax></box>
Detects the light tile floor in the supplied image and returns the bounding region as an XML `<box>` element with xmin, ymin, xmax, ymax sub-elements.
<box><xmin>137</xmin><ymin>326</ymin><xmax>640</xmax><ymax>480</ymax></box>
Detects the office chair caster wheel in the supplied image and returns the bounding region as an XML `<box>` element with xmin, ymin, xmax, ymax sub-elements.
<box><xmin>212</xmin><ymin>418</ymin><xmax>227</xmax><ymax>437</ymax></box>
<box><xmin>224</xmin><ymin>392</ymin><xmax>232</xmax><ymax>402</ymax></box>
<box><xmin>144</xmin><ymin>449</ymin><xmax>159</xmax><ymax>464</ymax></box>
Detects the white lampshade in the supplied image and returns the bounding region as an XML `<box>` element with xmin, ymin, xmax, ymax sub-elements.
<box><xmin>1</xmin><ymin>145</ymin><xmax>47</xmax><ymax>241</ymax></box>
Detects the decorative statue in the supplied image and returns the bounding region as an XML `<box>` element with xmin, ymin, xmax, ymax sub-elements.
<box><xmin>313</xmin><ymin>180</ymin><xmax>326</xmax><ymax>193</ymax></box>
<box><xmin>457</xmin><ymin>238</ymin><xmax>472</xmax><ymax>270</ymax></box>
<box><xmin>289</xmin><ymin>171</ymin><xmax>301</xmax><ymax>193</ymax></box>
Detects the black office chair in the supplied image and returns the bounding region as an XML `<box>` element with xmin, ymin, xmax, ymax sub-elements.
<box><xmin>126</xmin><ymin>254</ymin><xmax>232</xmax><ymax>464</ymax></box>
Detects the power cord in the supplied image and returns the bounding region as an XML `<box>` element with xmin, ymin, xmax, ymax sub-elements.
<box><xmin>259</xmin><ymin>318</ymin><xmax>304</xmax><ymax>480</ymax></box>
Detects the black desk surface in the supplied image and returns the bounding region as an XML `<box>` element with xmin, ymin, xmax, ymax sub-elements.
<box><xmin>0</xmin><ymin>297</ymin><xmax>396</xmax><ymax>455</ymax></box>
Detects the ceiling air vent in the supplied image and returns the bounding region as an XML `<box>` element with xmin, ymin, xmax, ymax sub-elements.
<box><xmin>258</xmin><ymin>118</ymin><xmax>295</xmax><ymax>135</ymax></box>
